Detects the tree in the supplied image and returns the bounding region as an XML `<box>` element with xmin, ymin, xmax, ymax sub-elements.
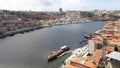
<box><xmin>0</xmin><ymin>31</ymin><xmax>3</xmax><ymax>35</ymax></box>
<box><xmin>81</xmin><ymin>12</ymin><xmax>95</xmax><ymax>18</ymax></box>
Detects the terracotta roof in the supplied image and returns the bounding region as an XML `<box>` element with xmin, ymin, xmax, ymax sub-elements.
<box><xmin>91</xmin><ymin>37</ymin><xmax>103</xmax><ymax>45</ymax></box>
<box><xmin>106</xmin><ymin>46</ymin><xmax>115</xmax><ymax>52</ymax></box>
<box><xmin>68</xmin><ymin>50</ymin><xmax>102</xmax><ymax>68</ymax></box>
<box><xmin>66</xmin><ymin>46</ymin><xmax>114</xmax><ymax>68</ymax></box>
<box><xmin>102</xmin><ymin>34</ymin><xmax>113</xmax><ymax>37</ymax></box>
<box><xmin>116</xmin><ymin>23</ymin><xmax>120</xmax><ymax>26</ymax></box>
<box><xmin>66</xmin><ymin>64</ymin><xmax>80</xmax><ymax>68</ymax></box>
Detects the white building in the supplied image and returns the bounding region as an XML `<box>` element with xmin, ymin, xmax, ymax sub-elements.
<box><xmin>88</xmin><ymin>40</ymin><xmax>97</xmax><ymax>54</ymax></box>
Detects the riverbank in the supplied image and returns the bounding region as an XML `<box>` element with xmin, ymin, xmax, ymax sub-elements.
<box><xmin>0</xmin><ymin>26</ymin><xmax>43</xmax><ymax>38</ymax></box>
<box><xmin>62</xmin><ymin>20</ymin><xmax>120</xmax><ymax>68</ymax></box>
<box><xmin>0</xmin><ymin>20</ymin><xmax>95</xmax><ymax>38</ymax></box>
<box><xmin>52</xmin><ymin>20</ymin><xmax>92</xmax><ymax>26</ymax></box>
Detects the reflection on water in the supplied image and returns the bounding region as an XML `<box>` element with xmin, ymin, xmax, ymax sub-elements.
<box><xmin>0</xmin><ymin>21</ymin><xmax>104</xmax><ymax>68</ymax></box>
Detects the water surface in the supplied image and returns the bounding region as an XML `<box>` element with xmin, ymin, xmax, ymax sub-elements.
<box><xmin>0</xmin><ymin>21</ymin><xmax>105</xmax><ymax>68</ymax></box>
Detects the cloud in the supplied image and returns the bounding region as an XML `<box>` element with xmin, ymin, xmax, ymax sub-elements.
<box><xmin>81</xmin><ymin>0</ymin><xmax>120</xmax><ymax>10</ymax></box>
<box><xmin>40</xmin><ymin>0</ymin><xmax>53</xmax><ymax>6</ymax></box>
<box><xmin>0</xmin><ymin>0</ymin><xmax>119</xmax><ymax>11</ymax></box>
<box><xmin>61</xmin><ymin>0</ymin><xmax>85</xmax><ymax>10</ymax></box>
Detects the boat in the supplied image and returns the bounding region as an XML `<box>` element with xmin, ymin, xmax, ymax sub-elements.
<box><xmin>84</xmin><ymin>34</ymin><xmax>91</xmax><ymax>39</ymax></box>
<box><xmin>94</xmin><ymin>29</ymin><xmax>103</xmax><ymax>34</ymax></box>
<box><xmin>79</xmin><ymin>39</ymin><xmax>87</xmax><ymax>44</ymax></box>
<box><xmin>48</xmin><ymin>46</ymin><xmax>70</xmax><ymax>61</ymax></box>
<box><xmin>60</xmin><ymin>45</ymin><xmax>89</xmax><ymax>68</ymax></box>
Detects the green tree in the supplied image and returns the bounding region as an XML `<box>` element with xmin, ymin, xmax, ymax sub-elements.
<box><xmin>81</xmin><ymin>12</ymin><xmax>94</xmax><ymax>18</ymax></box>
<box><xmin>0</xmin><ymin>31</ymin><xmax>3</xmax><ymax>35</ymax></box>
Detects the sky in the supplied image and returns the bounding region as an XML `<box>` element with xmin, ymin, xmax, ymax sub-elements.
<box><xmin>0</xmin><ymin>0</ymin><xmax>120</xmax><ymax>11</ymax></box>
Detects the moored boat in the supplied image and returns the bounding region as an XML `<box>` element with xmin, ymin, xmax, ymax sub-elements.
<box><xmin>84</xmin><ymin>34</ymin><xmax>90</xmax><ymax>39</ymax></box>
<box><xmin>48</xmin><ymin>46</ymin><xmax>70</xmax><ymax>61</ymax></box>
<box><xmin>60</xmin><ymin>45</ymin><xmax>89</xmax><ymax>68</ymax></box>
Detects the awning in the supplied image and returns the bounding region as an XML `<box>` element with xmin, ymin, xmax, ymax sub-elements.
<box><xmin>106</xmin><ymin>51</ymin><xmax>120</xmax><ymax>61</ymax></box>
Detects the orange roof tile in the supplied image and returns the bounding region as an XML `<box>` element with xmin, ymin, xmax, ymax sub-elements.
<box><xmin>66</xmin><ymin>65</ymin><xmax>79</xmax><ymax>68</ymax></box>
<box><xmin>102</xmin><ymin>34</ymin><xmax>113</xmax><ymax>37</ymax></box>
<box><xmin>69</xmin><ymin>50</ymin><xmax>102</xmax><ymax>68</ymax></box>
<box><xmin>106</xmin><ymin>46</ymin><xmax>115</xmax><ymax>52</ymax></box>
<box><xmin>91</xmin><ymin>36</ymin><xmax>103</xmax><ymax>44</ymax></box>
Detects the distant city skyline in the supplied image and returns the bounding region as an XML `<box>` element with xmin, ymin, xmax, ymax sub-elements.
<box><xmin>0</xmin><ymin>0</ymin><xmax>120</xmax><ymax>11</ymax></box>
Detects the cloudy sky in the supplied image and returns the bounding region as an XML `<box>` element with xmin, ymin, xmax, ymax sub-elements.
<box><xmin>0</xmin><ymin>0</ymin><xmax>120</xmax><ymax>11</ymax></box>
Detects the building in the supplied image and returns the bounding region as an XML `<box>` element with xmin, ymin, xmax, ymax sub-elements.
<box><xmin>65</xmin><ymin>46</ymin><xmax>115</xmax><ymax>68</ymax></box>
<box><xmin>66</xmin><ymin>49</ymin><xmax>102</xmax><ymax>68</ymax></box>
<box><xmin>88</xmin><ymin>36</ymin><xmax>103</xmax><ymax>54</ymax></box>
<box><xmin>106</xmin><ymin>51</ymin><xmax>120</xmax><ymax>68</ymax></box>
<box><xmin>88</xmin><ymin>40</ymin><xmax>97</xmax><ymax>54</ymax></box>
<box><xmin>59</xmin><ymin>8</ymin><xmax>63</xmax><ymax>12</ymax></box>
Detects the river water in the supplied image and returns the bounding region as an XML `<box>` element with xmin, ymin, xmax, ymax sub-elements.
<box><xmin>0</xmin><ymin>21</ymin><xmax>105</xmax><ymax>68</ymax></box>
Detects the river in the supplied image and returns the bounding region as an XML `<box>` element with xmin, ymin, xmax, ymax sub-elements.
<box><xmin>0</xmin><ymin>21</ymin><xmax>105</xmax><ymax>68</ymax></box>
